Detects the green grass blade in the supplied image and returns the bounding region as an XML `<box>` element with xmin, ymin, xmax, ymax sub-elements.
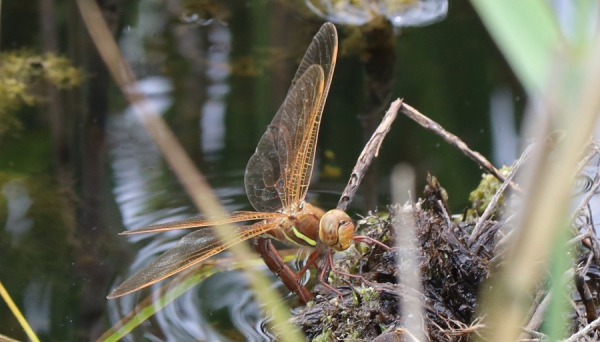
<box><xmin>470</xmin><ymin>0</ymin><xmax>563</xmax><ymax>93</ymax></box>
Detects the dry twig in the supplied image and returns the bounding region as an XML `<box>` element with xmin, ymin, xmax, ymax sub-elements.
<box><xmin>564</xmin><ymin>315</ymin><xmax>600</xmax><ymax>342</ymax></box>
<box><xmin>337</xmin><ymin>98</ymin><xmax>402</xmax><ymax>211</ymax></box>
<box><xmin>399</xmin><ymin>102</ymin><xmax>522</xmax><ymax>192</ymax></box>
<box><xmin>519</xmin><ymin>291</ymin><xmax>551</xmax><ymax>340</ymax></box>
<box><xmin>469</xmin><ymin>144</ymin><xmax>534</xmax><ymax>244</ymax></box>
<box><xmin>572</xmin><ymin>175</ymin><xmax>600</xmax><ymax>223</ymax></box>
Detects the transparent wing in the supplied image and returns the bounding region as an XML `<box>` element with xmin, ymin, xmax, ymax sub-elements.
<box><xmin>292</xmin><ymin>22</ymin><xmax>338</xmax><ymax>100</ymax></box>
<box><xmin>244</xmin><ymin>23</ymin><xmax>338</xmax><ymax>212</ymax></box>
<box><xmin>107</xmin><ymin>221</ymin><xmax>279</xmax><ymax>298</ymax></box>
<box><xmin>120</xmin><ymin>211</ymin><xmax>285</xmax><ymax>235</ymax></box>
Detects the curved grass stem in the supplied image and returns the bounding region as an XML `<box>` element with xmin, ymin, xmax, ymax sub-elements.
<box><xmin>0</xmin><ymin>280</ymin><xmax>40</xmax><ymax>342</ymax></box>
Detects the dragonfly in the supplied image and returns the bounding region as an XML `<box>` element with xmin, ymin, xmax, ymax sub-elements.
<box><xmin>107</xmin><ymin>22</ymin><xmax>356</xmax><ymax>303</ymax></box>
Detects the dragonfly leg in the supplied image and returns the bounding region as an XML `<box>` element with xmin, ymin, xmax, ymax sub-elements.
<box><xmin>318</xmin><ymin>251</ymin><xmax>373</xmax><ymax>298</ymax></box>
<box><xmin>353</xmin><ymin>235</ymin><xmax>390</xmax><ymax>250</ymax></box>
<box><xmin>296</xmin><ymin>249</ymin><xmax>322</xmax><ymax>279</ymax></box>
<box><xmin>317</xmin><ymin>252</ymin><xmax>344</xmax><ymax>296</ymax></box>
<box><xmin>253</xmin><ymin>238</ymin><xmax>313</xmax><ymax>304</ymax></box>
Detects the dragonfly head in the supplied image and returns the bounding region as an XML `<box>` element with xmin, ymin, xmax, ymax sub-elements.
<box><xmin>319</xmin><ymin>209</ymin><xmax>354</xmax><ymax>251</ymax></box>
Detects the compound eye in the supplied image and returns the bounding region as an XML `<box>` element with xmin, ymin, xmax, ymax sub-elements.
<box><xmin>319</xmin><ymin>210</ymin><xmax>355</xmax><ymax>251</ymax></box>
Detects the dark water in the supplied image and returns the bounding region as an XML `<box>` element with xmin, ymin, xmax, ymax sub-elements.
<box><xmin>0</xmin><ymin>0</ymin><xmax>524</xmax><ymax>341</ymax></box>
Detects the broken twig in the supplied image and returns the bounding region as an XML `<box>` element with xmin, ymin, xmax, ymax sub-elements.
<box><xmin>399</xmin><ymin>102</ymin><xmax>522</xmax><ymax>192</ymax></box>
<box><xmin>564</xmin><ymin>315</ymin><xmax>600</xmax><ymax>342</ymax></box>
<box><xmin>469</xmin><ymin>144</ymin><xmax>533</xmax><ymax>244</ymax></box>
<box><xmin>337</xmin><ymin>98</ymin><xmax>402</xmax><ymax>211</ymax></box>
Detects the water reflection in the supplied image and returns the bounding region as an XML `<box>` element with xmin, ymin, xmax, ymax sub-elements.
<box><xmin>106</xmin><ymin>70</ymin><xmax>269</xmax><ymax>339</ymax></box>
<box><xmin>107</xmin><ymin>75</ymin><xmax>201</xmax><ymax>338</ymax></box>
<box><xmin>200</xmin><ymin>273</ymin><xmax>273</xmax><ymax>341</ymax></box>
<box><xmin>201</xmin><ymin>24</ymin><xmax>230</xmax><ymax>157</ymax></box>
<box><xmin>23</xmin><ymin>281</ymin><xmax>52</xmax><ymax>335</ymax></box>
<box><xmin>306</xmin><ymin>0</ymin><xmax>447</xmax><ymax>27</ymax></box>
<box><xmin>489</xmin><ymin>87</ymin><xmax>519</xmax><ymax>166</ymax></box>
<box><xmin>2</xmin><ymin>181</ymin><xmax>34</xmax><ymax>243</ymax></box>
<box><xmin>108</xmin><ymin>76</ymin><xmax>182</xmax><ymax>231</ymax></box>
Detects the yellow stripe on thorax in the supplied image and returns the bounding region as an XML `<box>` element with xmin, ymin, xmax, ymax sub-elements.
<box><xmin>291</xmin><ymin>226</ymin><xmax>317</xmax><ymax>246</ymax></box>
<box><xmin>283</xmin><ymin>230</ymin><xmax>304</xmax><ymax>247</ymax></box>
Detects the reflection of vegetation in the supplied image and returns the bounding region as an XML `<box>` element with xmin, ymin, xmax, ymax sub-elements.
<box><xmin>0</xmin><ymin>50</ymin><xmax>82</xmax><ymax>142</ymax></box>
<box><xmin>321</xmin><ymin>150</ymin><xmax>343</xmax><ymax>179</ymax></box>
<box><xmin>0</xmin><ymin>173</ymin><xmax>76</xmax><ymax>340</ymax></box>
<box><xmin>229</xmin><ymin>47</ymin><xmax>288</xmax><ymax>77</ymax></box>
<box><xmin>0</xmin><ymin>173</ymin><xmax>75</xmax><ymax>273</ymax></box>
<box><xmin>0</xmin><ymin>126</ymin><xmax>76</xmax><ymax>340</ymax></box>
<box><xmin>180</xmin><ymin>0</ymin><xmax>230</xmax><ymax>24</ymax></box>
<box><xmin>339</xmin><ymin>16</ymin><xmax>392</xmax><ymax>57</ymax></box>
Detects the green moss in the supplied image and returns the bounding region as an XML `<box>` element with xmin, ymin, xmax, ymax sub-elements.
<box><xmin>312</xmin><ymin>328</ymin><xmax>334</xmax><ymax>342</ymax></box>
<box><xmin>466</xmin><ymin>166</ymin><xmax>512</xmax><ymax>221</ymax></box>
<box><xmin>356</xmin><ymin>286</ymin><xmax>378</xmax><ymax>302</ymax></box>
<box><xmin>0</xmin><ymin>50</ymin><xmax>82</xmax><ymax>142</ymax></box>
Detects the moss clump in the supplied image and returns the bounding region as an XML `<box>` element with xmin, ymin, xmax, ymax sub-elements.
<box><xmin>355</xmin><ymin>286</ymin><xmax>378</xmax><ymax>304</ymax></box>
<box><xmin>466</xmin><ymin>166</ymin><xmax>512</xmax><ymax>220</ymax></box>
<box><xmin>0</xmin><ymin>50</ymin><xmax>82</xmax><ymax>142</ymax></box>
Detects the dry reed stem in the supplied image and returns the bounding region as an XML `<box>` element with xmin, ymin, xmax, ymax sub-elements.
<box><xmin>475</xmin><ymin>31</ymin><xmax>600</xmax><ymax>340</ymax></box>
<box><xmin>391</xmin><ymin>165</ymin><xmax>425</xmax><ymax>342</ymax></box>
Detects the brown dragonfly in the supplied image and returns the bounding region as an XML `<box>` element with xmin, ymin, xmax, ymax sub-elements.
<box><xmin>107</xmin><ymin>23</ymin><xmax>355</xmax><ymax>303</ymax></box>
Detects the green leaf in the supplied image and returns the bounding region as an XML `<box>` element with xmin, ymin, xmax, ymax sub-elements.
<box><xmin>470</xmin><ymin>0</ymin><xmax>563</xmax><ymax>93</ymax></box>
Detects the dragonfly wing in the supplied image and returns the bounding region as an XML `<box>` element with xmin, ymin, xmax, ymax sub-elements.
<box><xmin>244</xmin><ymin>128</ymin><xmax>286</xmax><ymax>212</ymax></box>
<box><xmin>120</xmin><ymin>211</ymin><xmax>285</xmax><ymax>235</ymax></box>
<box><xmin>107</xmin><ymin>221</ymin><xmax>279</xmax><ymax>298</ymax></box>
<box><xmin>292</xmin><ymin>22</ymin><xmax>338</xmax><ymax>105</ymax></box>
<box><xmin>244</xmin><ymin>23</ymin><xmax>338</xmax><ymax>211</ymax></box>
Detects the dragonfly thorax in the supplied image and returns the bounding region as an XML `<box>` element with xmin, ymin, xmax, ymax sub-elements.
<box><xmin>271</xmin><ymin>204</ymin><xmax>355</xmax><ymax>251</ymax></box>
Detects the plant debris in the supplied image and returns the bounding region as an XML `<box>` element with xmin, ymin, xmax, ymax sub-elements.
<box><xmin>288</xmin><ymin>100</ymin><xmax>600</xmax><ymax>341</ymax></box>
<box><xmin>294</xmin><ymin>175</ymin><xmax>494</xmax><ymax>341</ymax></box>
<box><xmin>292</xmin><ymin>158</ymin><xmax>600</xmax><ymax>341</ymax></box>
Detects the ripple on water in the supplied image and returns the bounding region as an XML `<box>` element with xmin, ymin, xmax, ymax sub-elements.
<box><xmin>106</xmin><ymin>79</ymin><xmax>272</xmax><ymax>340</ymax></box>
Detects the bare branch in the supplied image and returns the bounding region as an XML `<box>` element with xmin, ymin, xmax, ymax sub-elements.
<box><xmin>399</xmin><ymin>102</ymin><xmax>522</xmax><ymax>192</ymax></box>
<box><xmin>337</xmin><ymin>99</ymin><xmax>402</xmax><ymax>211</ymax></box>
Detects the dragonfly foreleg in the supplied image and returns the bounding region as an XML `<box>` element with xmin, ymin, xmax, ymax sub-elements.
<box><xmin>296</xmin><ymin>249</ymin><xmax>322</xmax><ymax>279</ymax></box>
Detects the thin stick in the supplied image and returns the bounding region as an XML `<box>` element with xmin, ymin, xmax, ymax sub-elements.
<box><xmin>518</xmin><ymin>291</ymin><xmax>551</xmax><ymax>340</ymax></box>
<box><xmin>571</xmin><ymin>173</ymin><xmax>600</xmax><ymax>222</ymax></box>
<box><xmin>574</xmin><ymin>140</ymin><xmax>597</xmax><ymax>175</ymax></box>
<box><xmin>337</xmin><ymin>98</ymin><xmax>402</xmax><ymax>211</ymax></box>
<box><xmin>568</xmin><ymin>232</ymin><xmax>592</xmax><ymax>246</ymax></box>
<box><xmin>469</xmin><ymin>144</ymin><xmax>533</xmax><ymax>244</ymax></box>
<box><xmin>563</xmin><ymin>315</ymin><xmax>600</xmax><ymax>342</ymax></box>
<box><xmin>399</xmin><ymin>102</ymin><xmax>522</xmax><ymax>192</ymax></box>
